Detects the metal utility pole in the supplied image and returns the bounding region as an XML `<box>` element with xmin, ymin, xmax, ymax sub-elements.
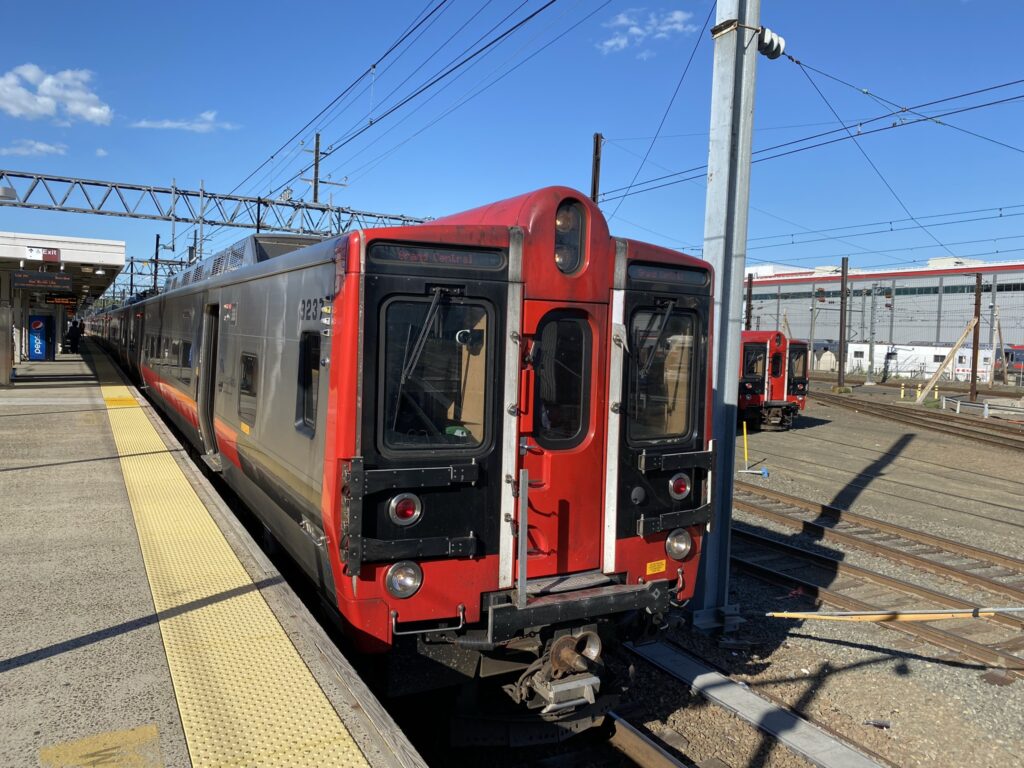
<box><xmin>590</xmin><ymin>133</ymin><xmax>603</xmax><ymax>203</ymax></box>
<box><xmin>837</xmin><ymin>257</ymin><xmax>849</xmax><ymax>388</ymax></box>
<box><xmin>888</xmin><ymin>279</ymin><xmax>896</xmax><ymax>344</ymax></box>
<box><xmin>312</xmin><ymin>133</ymin><xmax>321</xmax><ymax>204</ymax></box>
<box><xmin>744</xmin><ymin>273</ymin><xmax>753</xmax><ymax>330</ymax></box>
<box><xmin>153</xmin><ymin>234</ymin><xmax>160</xmax><ymax>292</ymax></box>
<box><xmin>808</xmin><ymin>284</ymin><xmax>818</xmax><ymax>370</ymax></box>
<box><xmin>691</xmin><ymin>0</ymin><xmax>783</xmax><ymax>632</ymax></box>
<box><xmin>866</xmin><ymin>283</ymin><xmax>878</xmax><ymax>385</ymax></box>
<box><xmin>970</xmin><ymin>272</ymin><xmax>982</xmax><ymax>402</ymax></box>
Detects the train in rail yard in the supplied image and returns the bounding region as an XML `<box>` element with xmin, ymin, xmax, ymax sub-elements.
<box><xmin>738</xmin><ymin>330</ymin><xmax>808</xmax><ymax>429</ymax></box>
<box><xmin>89</xmin><ymin>187</ymin><xmax>714</xmax><ymax>738</ymax></box>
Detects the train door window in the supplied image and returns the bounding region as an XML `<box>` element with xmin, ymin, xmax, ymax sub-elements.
<box><xmin>628</xmin><ymin>308</ymin><xmax>695</xmax><ymax>442</ymax></box>
<box><xmin>239</xmin><ymin>353</ymin><xmax>259</xmax><ymax>427</ymax></box>
<box><xmin>170</xmin><ymin>339</ymin><xmax>181</xmax><ymax>379</ymax></box>
<box><xmin>297</xmin><ymin>332</ymin><xmax>321</xmax><ymax>433</ymax></box>
<box><xmin>532</xmin><ymin>312</ymin><xmax>590</xmax><ymax>448</ymax></box>
<box><xmin>380</xmin><ymin>297</ymin><xmax>491</xmax><ymax>452</ymax></box>
<box><xmin>770</xmin><ymin>352</ymin><xmax>783</xmax><ymax>376</ymax></box>
<box><xmin>742</xmin><ymin>344</ymin><xmax>766</xmax><ymax>378</ymax></box>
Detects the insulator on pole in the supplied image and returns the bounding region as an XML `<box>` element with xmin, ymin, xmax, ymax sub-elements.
<box><xmin>758</xmin><ymin>27</ymin><xmax>785</xmax><ymax>59</ymax></box>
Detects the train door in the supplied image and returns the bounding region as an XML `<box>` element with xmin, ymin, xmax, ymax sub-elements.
<box><xmin>197</xmin><ymin>303</ymin><xmax>220</xmax><ymax>462</ymax></box>
<box><xmin>741</xmin><ymin>341</ymin><xmax>767</xmax><ymax>396</ymax></box>
<box><xmin>766</xmin><ymin>334</ymin><xmax>786</xmax><ymax>401</ymax></box>
<box><xmin>788</xmin><ymin>342</ymin><xmax>808</xmax><ymax>402</ymax></box>
<box><xmin>518</xmin><ymin>301</ymin><xmax>606</xmax><ymax>578</ymax></box>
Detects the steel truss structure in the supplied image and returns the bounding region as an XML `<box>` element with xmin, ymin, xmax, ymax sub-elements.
<box><xmin>0</xmin><ymin>169</ymin><xmax>425</xmax><ymax>234</ymax></box>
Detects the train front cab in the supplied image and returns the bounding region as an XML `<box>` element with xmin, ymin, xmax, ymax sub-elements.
<box><xmin>740</xmin><ymin>330</ymin><xmax>799</xmax><ymax>428</ymax></box>
<box><xmin>320</xmin><ymin>188</ymin><xmax>712</xmax><ymax>716</ymax></box>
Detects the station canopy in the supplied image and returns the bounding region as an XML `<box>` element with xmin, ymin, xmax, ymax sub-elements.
<box><xmin>0</xmin><ymin>231</ymin><xmax>125</xmax><ymax>312</ymax></box>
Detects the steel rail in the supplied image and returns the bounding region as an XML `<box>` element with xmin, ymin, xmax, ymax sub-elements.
<box><xmin>605</xmin><ymin>711</ymin><xmax>689</xmax><ymax>768</ymax></box>
<box><xmin>734</xmin><ymin>481</ymin><xmax>1024</xmax><ymax>573</ymax></box>
<box><xmin>731</xmin><ymin>540</ymin><xmax>1024</xmax><ymax>678</ymax></box>
<box><xmin>733</xmin><ymin>528</ymin><xmax>1024</xmax><ymax>634</ymax></box>
<box><xmin>732</xmin><ymin>488</ymin><xmax>1024</xmax><ymax>605</ymax></box>
<box><xmin>809</xmin><ymin>392</ymin><xmax>1024</xmax><ymax>450</ymax></box>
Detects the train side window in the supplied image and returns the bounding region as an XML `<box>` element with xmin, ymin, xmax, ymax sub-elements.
<box><xmin>297</xmin><ymin>332</ymin><xmax>321</xmax><ymax>433</ymax></box>
<box><xmin>180</xmin><ymin>341</ymin><xmax>192</xmax><ymax>385</ymax></box>
<box><xmin>239</xmin><ymin>353</ymin><xmax>259</xmax><ymax>427</ymax></box>
<box><xmin>533</xmin><ymin>311</ymin><xmax>590</xmax><ymax>449</ymax></box>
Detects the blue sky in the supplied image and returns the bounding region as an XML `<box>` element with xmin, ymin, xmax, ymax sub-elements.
<box><xmin>2</xmin><ymin>0</ymin><xmax>1023</xmax><ymax>289</ymax></box>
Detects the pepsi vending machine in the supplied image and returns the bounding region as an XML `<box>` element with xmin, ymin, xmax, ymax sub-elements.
<box><xmin>28</xmin><ymin>315</ymin><xmax>53</xmax><ymax>361</ymax></box>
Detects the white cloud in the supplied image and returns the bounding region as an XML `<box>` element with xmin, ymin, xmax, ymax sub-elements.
<box><xmin>95</xmin><ymin>147</ymin><xmax>108</xmax><ymax>157</ymax></box>
<box><xmin>0</xmin><ymin>64</ymin><xmax>112</xmax><ymax>124</ymax></box>
<box><xmin>597</xmin><ymin>8</ymin><xmax>698</xmax><ymax>55</ymax></box>
<box><xmin>0</xmin><ymin>139</ymin><xmax>67</xmax><ymax>157</ymax></box>
<box><xmin>131</xmin><ymin>110</ymin><xmax>238</xmax><ymax>133</ymax></box>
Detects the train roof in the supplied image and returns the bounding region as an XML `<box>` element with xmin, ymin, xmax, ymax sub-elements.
<box><xmin>164</xmin><ymin>233</ymin><xmax>325</xmax><ymax>292</ymax></box>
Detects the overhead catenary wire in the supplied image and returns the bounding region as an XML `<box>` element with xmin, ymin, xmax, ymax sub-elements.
<box><xmin>792</xmin><ymin>59</ymin><xmax>956</xmax><ymax>257</ymax></box>
<box><xmin>598</xmin><ymin>91</ymin><xmax>1024</xmax><ymax>203</ymax></box>
<box><xmin>337</xmin><ymin>0</ymin><xmax>614</xmax><ymax>186</ymax></box>
<box><xmin>598</xmin><ymin>77</ymin><xmax>1024</xmax><ymax>200</ymax></box>
<box><xmin>267</xmin><ymin>0</ymin><xmax>563</xmax><ymax>199</ymax></box>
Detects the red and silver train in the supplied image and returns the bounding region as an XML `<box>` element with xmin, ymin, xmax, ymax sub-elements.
<box><xmin>738</xmin><ymin>330</ymin><xmax>808</xmax><ymax>429</ymax></box>
<box><xmin>90</xmin><ymin>187</ymin><xmax>714</xmax><ymax>730</ymax></box>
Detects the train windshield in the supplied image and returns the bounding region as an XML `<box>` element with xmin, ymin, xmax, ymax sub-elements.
<box><xmin>628</xmin><ymin>308</ymin><xmax>695</xmax><ymax>442</ymax></box>
<box><xmin>788</xmin><ymin>345</ymin><xmax>808</xmax><ymax>379</ymax></box>
<box><xmin>381</xmin><ymin>297</ymin><xmax>490</xmax><ymax>450</ymax></box>
<box><xmin>743</xmin><ymin>344</ymin><xmax>766</xmax><ymax>378</ymax></box>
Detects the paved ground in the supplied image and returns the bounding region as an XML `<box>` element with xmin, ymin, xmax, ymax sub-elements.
<box><xmin>0</xmin><ymin>355</ymin><xmax>190</xmax><ymax>767</ymax></box>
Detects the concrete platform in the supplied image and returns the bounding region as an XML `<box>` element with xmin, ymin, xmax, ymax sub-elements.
<box><xmin>0</xmin><ymin>347</ymin><xmax>424</xmax><ymax>767</ymax></box>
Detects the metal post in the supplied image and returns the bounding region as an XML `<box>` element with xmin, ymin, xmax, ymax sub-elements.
<box><xmin>888</xmin><ymin>279</ymin><xmax>896</xmax><ymax>344</ymax></box>
<box><xmin>153</xmin><ymin>236</ymin><xmax>160</xmax><ymax>292</ymax></box>
<box><xmin>312</xmin><ymin>132</ymin><xmax>321</xmax><ymax>204</ymax></box>
<box><xmin>866</xmin><ymin>283</ymin><xmax>878</xmax><ymax>385</ymax></box>
<box><xmin>590</xmin><ymin>132</ymin><xmax>603</xmax><ymax>203</ymax></box>
<box><xmin>256</xmin><ymin>199</ymin><xmax>262</xmax><ymax>234</ymax></box>
<box><xmin>517</xmin><ymin>468</ymin><xmax>529</xmax><ymax>610</ymax></box>
<box><xmin>935</xmin><ymin>277</ymin><xmax>944</xmax><ymax>344</ymax></box>
<box><xmin>129</xmin><ymin>257</ymin><xmax>135</xmax><ymax>297</ymax></box>
<box><xmin>198</xmin><ymin>179</ymin><xmax>205</xmax><ymax>260</ymax></box>
<box><xmin>808</xmin><ymin>282</ymin><xmax>817</xmax><ymax>371</ymax></box>
<box><xmin>988</xmin><ymin>274</ymin><xmax>998</xmax><ymax>350</ymax></box>
<box><xmin>745</xmin><ymin>273</ymin><xmax>753</xmax><ymax>330</ymax></box>
<box><xmin>970</xmin><ymin>272</ymin><xmax>982</xmax><ymax>402</ymax></box>
<box><xmin>691</xmin><ymin>0</ymin><xmax>762</xmax><ymax>632</ymax></box>
<box><xmin>775</xmin><ymin>285</ymin><xmax>781</xmax><ymax>331</ymax></box>
<box><xmin>858</xmin><ymin>286</ymin><xmax>866</xmax><ymax>344</ymax></box>
<box><xmin>837</xmin><ymin>257</ymin><xmax>849</xmax><ymax>388</ymax></box>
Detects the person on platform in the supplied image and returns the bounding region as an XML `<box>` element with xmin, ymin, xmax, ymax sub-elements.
<box><xmin>67</xmin><ymin>320</ymin><xmax>82</xmax><ymax>354</ymax></box>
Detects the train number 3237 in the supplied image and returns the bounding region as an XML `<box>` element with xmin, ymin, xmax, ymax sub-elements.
<box><xmin>299</xmin><ymin>296</ymin><xmax>329</xmax><ymax>322</ymax></box>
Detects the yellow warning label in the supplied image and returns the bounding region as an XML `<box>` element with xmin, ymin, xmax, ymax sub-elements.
<box><xmin>646</xmin><ymin>559</ymin><xmax>667</xmax><ymax>576</ymax></box>
<box><xmin>240</xmin><ymin>421</ymin><xmax>251</xmax><ymax>435</ymax></box>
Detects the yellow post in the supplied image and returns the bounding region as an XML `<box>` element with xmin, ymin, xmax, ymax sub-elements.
<box><xmin>900</xmin><ymin>383</ymin><xmax>905</xmax><ymax>399</ymax></box>
<box><xmin>743</xmin><ymin>420</ymin><xmax>749</xmax><ymax>469</ymax></box>
<box><xmin>915</xmin><ymin>383</ymin><xmax>922</xmax><ymax>399</ymax></box>
<box><xmin>934</xmin><ymin>385</ymin><xmax>939</xmax><ymax>401</ymax></box>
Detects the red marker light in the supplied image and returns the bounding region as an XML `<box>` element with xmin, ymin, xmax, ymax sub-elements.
<box><xmin>388</xmin><ymin>493</ymin><xmax>423</xmax><ymax>526</ymax></box>
<box><xmin>668</xmin><ymin>473</ymin><xmax>691</xmax><ymax>500</ymax></box>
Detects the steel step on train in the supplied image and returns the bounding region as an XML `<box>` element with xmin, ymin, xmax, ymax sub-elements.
<box><xmin>89</xmin><ymin>187</ymin><xmax>714</xmax><ymax>737</ymax></box>
<box><xmin>738</xmin><ymin>330</ymin><xmax>808</xmax><ymax>429</ymax></box>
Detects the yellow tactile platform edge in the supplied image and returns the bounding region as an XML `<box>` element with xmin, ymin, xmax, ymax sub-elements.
<box><xmin>93</xmin><ymin>351</ymin><xmax>368</xmax><ymax>768</ymax></box>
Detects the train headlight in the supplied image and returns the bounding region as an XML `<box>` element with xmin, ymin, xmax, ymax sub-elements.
<box><xmin>388</xmin><ymin>493</ymin><xmax>422</xmax><ymax>526</ymax></box>
<box><xmin>668</xmin><ymin>472</ymin><xmax>691</xmax><ymax>500</ymax></box>
<box><xmin>554</xmin><ymin>199</ymin><xmax>585</xmax><ymax>274</ymax></box>
<box><xmin>385</xmin><ymin>561</ymin><xmax>423</xmax><ymax>599</ymax></box>
<box><xmin>665</xmin><ymin>528</ymin><xmax>693</xmax><ymax>561</ymax></box>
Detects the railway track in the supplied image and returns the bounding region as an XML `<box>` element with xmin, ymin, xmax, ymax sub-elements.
<box><xmin>732</xmin><ymin>482</ymin><xmax>1024</xmax><ymax>677</ymax></box>
<box><xmin>809</xmin><ymin>391</ymin><xmax>1024</xmax><ymax>451</ymax></box>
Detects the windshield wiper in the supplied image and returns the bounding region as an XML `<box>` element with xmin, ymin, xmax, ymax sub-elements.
<box><xmin>639</xmin><ymin>299</ymin><xmax>677</xmax><ymax>378</ymax></box>
<box><xmin>400</xmin><ymin>287</ymin><xmax>445</xmax><ymax>385</ymax></box>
